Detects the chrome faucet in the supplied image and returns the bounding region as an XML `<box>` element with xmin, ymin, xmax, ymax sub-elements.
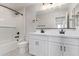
<box><xmin>59</xmin><ymin>29</ymin><xmax>65</xmax><ymax>34</ymax></box>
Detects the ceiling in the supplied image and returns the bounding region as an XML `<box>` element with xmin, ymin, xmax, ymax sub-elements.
<box><xmin>0</xmin><ymin>3</ymin><xmax>34</xmax><ymax>11</ymax></box>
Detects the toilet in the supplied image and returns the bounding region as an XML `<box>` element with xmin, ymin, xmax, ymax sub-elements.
<box><xmin>18</xmin><ymin>41</ymin><xmax>28</xmax><ymax>54</ymax></box>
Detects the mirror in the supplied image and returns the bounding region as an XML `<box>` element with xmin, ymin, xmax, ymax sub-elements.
<box><xmin>72</xmin><ymin>4</ymin><xmax>79</xmax><ymax>28</ymax></box>
<box><xmin>35</xmin><ymin>3</ymin><xmax>79</xmax><ymax>29</ymax></box>
<box><xmin>68</xmin><ymin>3</ymin><xmax>79</xmax><ymax>29</ymax></box>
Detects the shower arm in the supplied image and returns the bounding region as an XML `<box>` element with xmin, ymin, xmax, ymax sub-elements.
<box><xmin>0</xmin><ymin>5</ymin><xmax>23</xmax><ymax>16</ymax></box>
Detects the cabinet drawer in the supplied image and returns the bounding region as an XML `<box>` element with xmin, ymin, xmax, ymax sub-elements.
<box><xmin>63</xmin><ymin>38</ymin><xmax>79</xmax><ymax>46</ymax></box>
<box><xmin>29</xmin><ymin>35</ymin><xmax>48</xmax><ymax>41</ymax></box>
<box><xmin>48</xmin><ymin>36</ymin><xmax>62</xmax><ymax>43</ymax></box>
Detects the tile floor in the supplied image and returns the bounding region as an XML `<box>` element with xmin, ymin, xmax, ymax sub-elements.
<box><xmin>3</xmin><ymin>48</ymin><xmax>31</xmax><ymax>56</ymax></box>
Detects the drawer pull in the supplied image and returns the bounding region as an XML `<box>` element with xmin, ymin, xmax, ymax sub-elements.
<box><xmin>60</xmin><ymin>46</ymin><xmax>62</xmax><ymax>51</ymax></box>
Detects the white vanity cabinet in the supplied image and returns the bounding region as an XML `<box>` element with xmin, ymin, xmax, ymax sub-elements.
<box><xmin>29</xmin><ymin>34</ymin><xmax>79</xmax><ymax>56</ymax></box>
<box><xmin>29</xmin><ymin>35</ymin><xmax>49</xmax><ymax>56</ymax></box>
<box><xmin>49</xmin><ymin>42</ymin><xmax>79</xmax><ymax>56</ymax></box>
<box><xmin>63</xmin><ymin>44</ymin><xmax>79</xmax><ymax>56</ymax></box>
<box><xmin>29</xmin><ymin>35</ymin><xmax>63</xmax><ymax>56</ymax></box>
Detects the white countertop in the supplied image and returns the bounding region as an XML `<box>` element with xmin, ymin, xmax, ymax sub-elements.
<box><xmin>30</xmin><ymin>32</ymin><xmax>64</xmax><ymax>36</ymax></box>
<box><xmin>29</xmin><ymin>30</ymin><xmax>79</xmax><ymax>39</ymax></box>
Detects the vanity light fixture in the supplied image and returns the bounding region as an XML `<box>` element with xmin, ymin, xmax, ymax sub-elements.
<box><xmin>41</xmin><ymin>3</ymin><xmax>65</xmax><ymax>10</ymax></box>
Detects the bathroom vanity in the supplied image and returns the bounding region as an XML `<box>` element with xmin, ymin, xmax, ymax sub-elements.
<box><xmin>28</xmin><ymin>3</ymin><xmax>79</xmax><ymax>56</ymax></box>
<box><xmin>29</xmin><ymin>30</ymin><xmax>79</xmax><ymax>56</ymax></box>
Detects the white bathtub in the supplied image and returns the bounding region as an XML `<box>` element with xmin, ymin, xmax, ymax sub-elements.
<box><xmin>0</xmin><ymin>28</ymin><xmax>17</xmax><ymax>55</ymax></box>
<box><xmin>0</xmin><ymin>40</ymin><xmax>17</xmax><ymax>55</ymax></box>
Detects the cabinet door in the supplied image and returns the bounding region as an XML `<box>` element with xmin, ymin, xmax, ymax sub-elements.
<box><xmin>63</xmin><ymin>44</ymin><xmax>79</xmax><ymax>56</ymax></box>
<box><xmin>29</xmin><ymin>37</ymin><xmax>49</xmax><ymax>56</ymax></box>
<box><xmin>39</xmin><ymin>40</ymin><xmax>49</xmax><ymax>56</ymax></box>
<box><xmin>49</xmin><ymin>42</ymin><xmax>62</xmax><ymax>56</ymax></box>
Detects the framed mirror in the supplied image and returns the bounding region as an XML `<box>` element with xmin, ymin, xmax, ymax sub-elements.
<box><xmin>35</xmin><ymin>3</ymin><xmax>78</xmax><ymax>29</ymax></box>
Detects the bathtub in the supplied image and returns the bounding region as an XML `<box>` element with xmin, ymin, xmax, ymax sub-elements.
<box><xmin>0</xmin><ymin>40</ymin><xmax>17</xmax><ymax>55</ymax></box>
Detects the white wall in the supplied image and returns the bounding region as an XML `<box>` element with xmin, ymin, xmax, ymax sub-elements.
<box><xmin>16</xmin><ymin>8</ymin><xmax>26</xmax><ymax>41</ymax></box>
<box><xmin>0</xmin><ymin>6</ymin><xmax>16</xmax><ymax>27</ymax></box>
<box><xmin>25</xmin><ymin>4</ymin><xmax>40</xmax><ymax>34</ymax></box>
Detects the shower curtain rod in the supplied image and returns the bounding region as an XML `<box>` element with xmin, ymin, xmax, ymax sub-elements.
<box><xmin>0</xmin><ymin>5</ymin><xmax>23</xmax><ymax>16</ymax></box>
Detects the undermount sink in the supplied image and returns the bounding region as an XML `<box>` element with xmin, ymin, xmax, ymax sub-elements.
<box><xmin>18</xmin><ymin>41</ymin><xmax>28</xmax><ymax>45</ymax></box>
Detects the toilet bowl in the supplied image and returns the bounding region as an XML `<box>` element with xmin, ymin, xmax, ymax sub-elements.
<box><xmin>18</xmin><ymin>41</ymin><xmax>28</xmax><ymax>54</ymax></box>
